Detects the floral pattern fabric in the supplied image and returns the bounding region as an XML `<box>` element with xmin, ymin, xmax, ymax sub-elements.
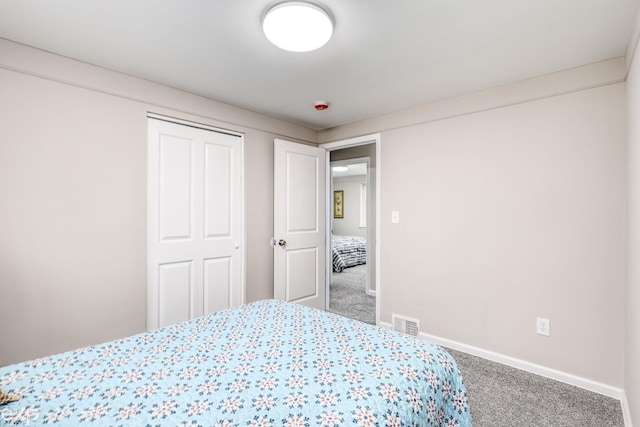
<box><xmin>0</xmin><ymin>300</ymin><xmax>472</xmax><ymax>426</ymax></box>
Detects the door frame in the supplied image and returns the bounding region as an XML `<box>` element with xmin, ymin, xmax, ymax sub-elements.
<box><xmin>320</xmin><ymin>133</ymin><xmax>381</xmax><ymax>325</ymax></box>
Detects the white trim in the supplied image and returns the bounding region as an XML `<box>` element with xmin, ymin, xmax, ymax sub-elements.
<box><xmin>375</xmin><ymin>135</ymin><xmax>381</xmax><ymax>326</ymax></box>
<box><xmin>622</xmin><ymin>392</ymin><xmax>634</xmax><ymax>427</ymax></box>
<box><xmin>324</xmin><ymin>150</ymin><xmax>332</xmax><ymax>310</ymax></box>
<box><xmin>626</xmin><ymin>4</ymin><xmax>640</xmax><ymax>77</ymax></box>
<box><xmin>379</xmin><ymin>321</ymin><xmax>626</xmax><ymax>401</ymax></box>
<box><xmin>239</xmin><ymin>134</ymin><xmax>246</xmax><ymax>306</ymax></box>
<box><xmin>320</xmin><ymin>133</ymin><xmax>382</xmax><ymax>151</ymax></box>
<box><xmin>359</xmin><ymin>182</ymin><xmax>367</xmax><ymax>229</ymax></box>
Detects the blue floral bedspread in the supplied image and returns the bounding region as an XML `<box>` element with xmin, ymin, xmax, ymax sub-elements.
<box><xmin>0</xmin><ymin>300</ymin><xmax>472</xmax><ymax>426</ymax></box>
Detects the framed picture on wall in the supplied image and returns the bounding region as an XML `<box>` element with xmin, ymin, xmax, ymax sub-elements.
<box><xmin>334</xmin><ymin>190</ymin><xmax>344</xmax><ymax>218</ymax></box>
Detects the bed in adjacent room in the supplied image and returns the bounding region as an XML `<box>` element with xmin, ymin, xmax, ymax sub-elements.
<box><xmin>332</xmin><ymin>235</ymin><xmax>367</xmax><ymax>272</ymax></box>
<box><xmin>0</xmin><ymin>300</ymin><xmax>472</xmax><ymax>426</ymax></box>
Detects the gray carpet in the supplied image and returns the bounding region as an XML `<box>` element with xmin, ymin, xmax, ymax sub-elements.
<box><xmin>328</xmin><ymin>264</ymin><xmax>375</xmax><ymax>324</ymax></box>
<box><xmin>446</xmin><ymin>348</ymin><xmax>625</xmax><ymax>427</ymax></box>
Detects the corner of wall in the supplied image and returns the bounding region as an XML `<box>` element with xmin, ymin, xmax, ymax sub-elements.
<box><xmin>626</xmin><ymin>5</ymin><xmax>640</xmax><ymax>426</ymax></box>
<box><xmin>625</xmin><ymin>3</ymin><xmax>640</xmax><ymax>76</ymax></box>
<box><xmin>623</xmin><ymin>391</ymin><xmax>635</xmax><ymax>427</ymax></box>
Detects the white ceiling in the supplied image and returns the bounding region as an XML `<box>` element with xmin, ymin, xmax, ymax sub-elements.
<box><xmin>0</xmin><ymin>0</ymin><xmax>638</xmax><ymax>131</ymax></box>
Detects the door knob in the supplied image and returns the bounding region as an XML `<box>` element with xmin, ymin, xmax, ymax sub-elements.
<box><xmin>278</xmin><ymin>239</ymin><xmax>287</xmax><ymax>247</ymax></box>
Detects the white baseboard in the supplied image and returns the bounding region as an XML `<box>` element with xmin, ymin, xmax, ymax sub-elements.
<box><xmin>622</xmin><ymin>392</ymin><xmax>634</xmax><ymax>427</ymax></box>
<box><xmin>379</xmin><ymin>322</ymin><xmax>626</xmax><ymax>402</ymax></box>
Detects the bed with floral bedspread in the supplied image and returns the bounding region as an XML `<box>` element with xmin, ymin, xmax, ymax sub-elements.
<box><xmin>0</xmin><ymin>299</ymin><xmax>472</xmax><ymax>426</ymax></box>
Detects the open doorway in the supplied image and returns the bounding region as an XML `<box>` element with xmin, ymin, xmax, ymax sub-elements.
<box><xmin>327</xmin><ymin>145</ymin><xmax>376</xmax><ymax>324</ymax></box>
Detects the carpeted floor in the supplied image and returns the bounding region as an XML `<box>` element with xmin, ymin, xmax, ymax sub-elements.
<box><xmin>328</xmin><ymin>264</ymin><xmax>375</xmax><ymax>324</ymax></box>
<box><xmin>446</xmin><ymin>348</ymin><xmax>625</xmax><ymax>427</ymax></box>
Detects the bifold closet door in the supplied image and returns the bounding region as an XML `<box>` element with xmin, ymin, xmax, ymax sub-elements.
<box><xmin>147</xmin><ymin>118</ymin><xmax>243</xmax><ymax>330</ymax></box>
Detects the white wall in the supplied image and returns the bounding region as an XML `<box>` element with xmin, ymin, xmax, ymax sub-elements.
<box><xmin>0</xmin><ymin>39</ymin><xmax>315</xmax><ymax>366</ymax></box>
<box><xmin>382</xmin><ymin>84</ymin><xmax>626</xmax><ymax>387</ymax></box>
<box><xmin>625</xmin><ymin>9</ymin><xmax>640</xmax><ymax>423</ymax></box>
<box><xmin>321</xmin><ymin>61</ymin><xmax>627</xmax><ymax>389</ymax></box>
<box><xmin>332</xmin><ymin>175</ymin><xmax>367</xmax><ymax>237</ymax></box>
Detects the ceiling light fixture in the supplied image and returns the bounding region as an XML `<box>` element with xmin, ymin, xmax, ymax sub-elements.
<box><xmin>263</xmin><ymin>2</ymin><xmax>333</xmax><ymax>52</ymax></box>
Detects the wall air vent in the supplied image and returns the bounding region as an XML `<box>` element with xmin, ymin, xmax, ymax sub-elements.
<box><xmin>392</xmin><ymin>314</ymin><xmax>419</xmax><ymax>337</ymax></box>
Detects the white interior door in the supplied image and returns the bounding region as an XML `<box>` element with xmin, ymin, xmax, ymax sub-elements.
<box><xmin>274</xmin><ymin>139</ymin><xmax>326</xmax><ymax>309</ymax></box>
<box><xmin>147</xmin><ymin>117</ymin><xmax>243</xmax><ymax>330</ymax></box>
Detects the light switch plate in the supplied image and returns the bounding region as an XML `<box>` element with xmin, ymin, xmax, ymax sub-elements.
<box><xmin>391</xmin><ymin>211</ymin><xmax>400</xmax><ymax>223</ymax></box>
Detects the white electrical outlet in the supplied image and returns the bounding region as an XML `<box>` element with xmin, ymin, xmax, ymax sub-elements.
<box><xmin>536</xmin><ymin>317</ymin><xmax>550</xmax><ymax>336</ymax></box>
